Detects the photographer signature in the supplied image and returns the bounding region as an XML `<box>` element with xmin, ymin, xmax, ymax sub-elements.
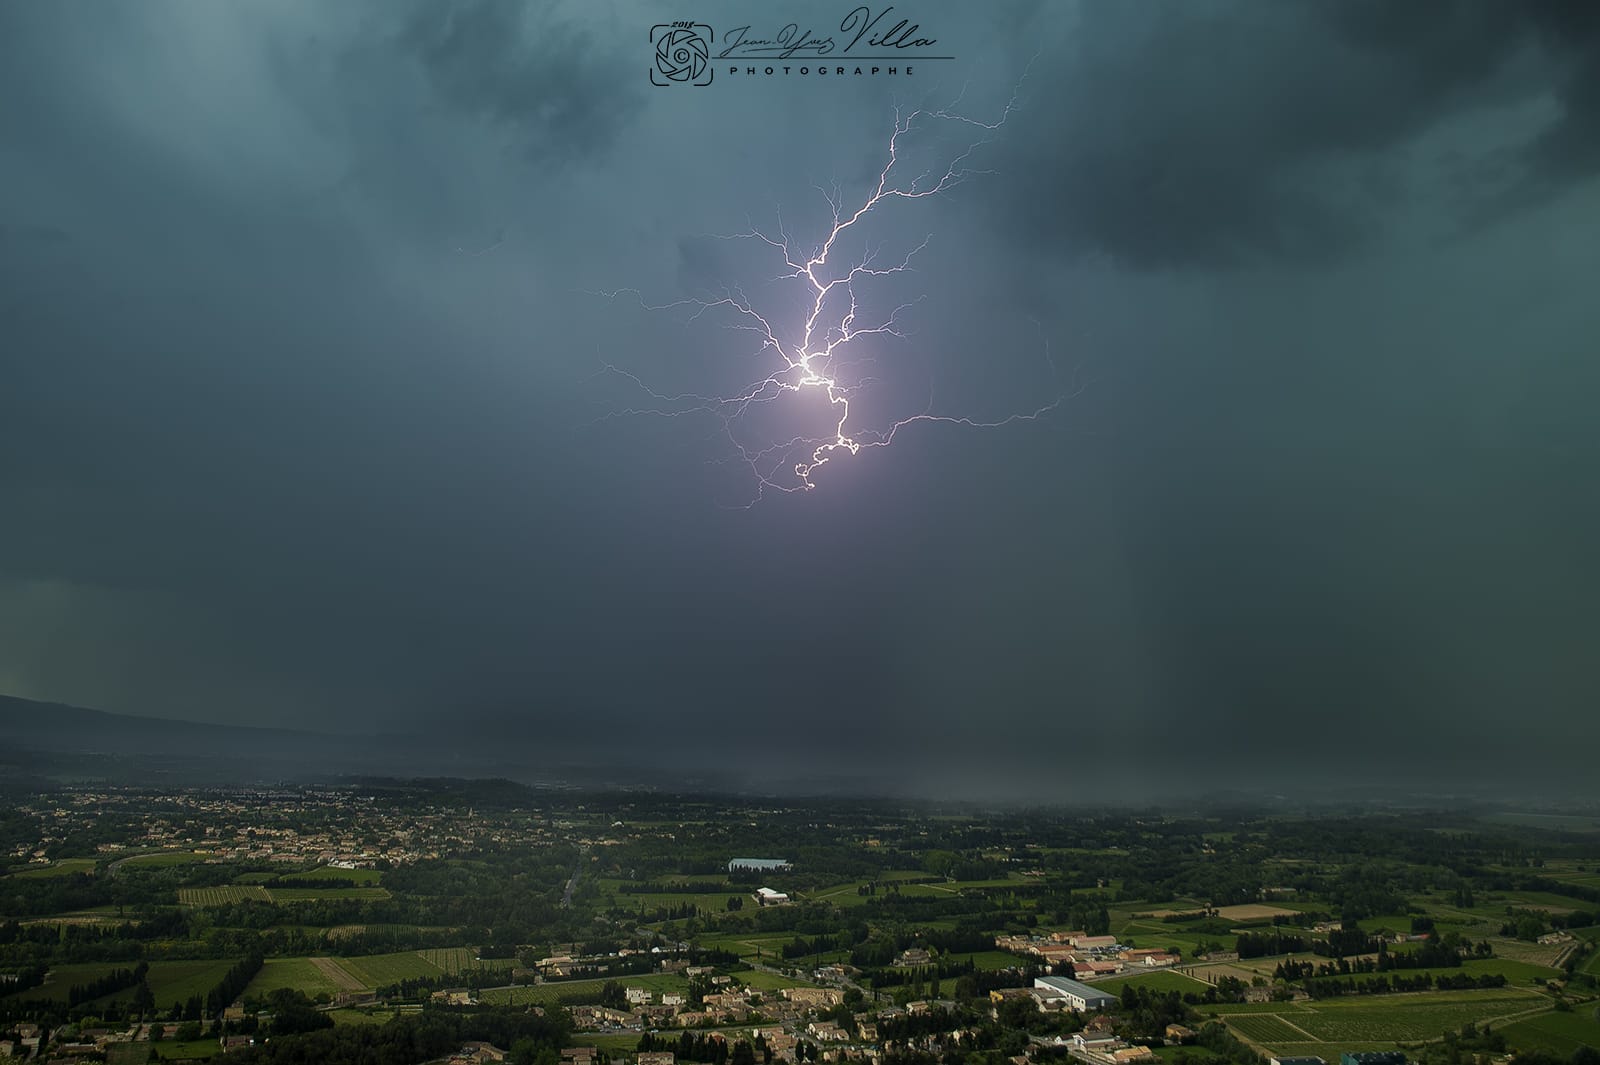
<box><xmin>717</xmin><ymin>6</ymin><xmax>938</xmax><ymax>60</ymax></box>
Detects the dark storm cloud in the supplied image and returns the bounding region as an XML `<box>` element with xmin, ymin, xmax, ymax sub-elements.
<box><xmin>2</xmin><ymin>0</ymin><xmax>1598</xmax><ymax>798</ymax></box>
<box><xmin>394</xmin><ymin>0</ymin><xmax>644</xmax><ymax>166</ymax></box>
<box><xmin>988</xmin><ymin>0</ymin><xmax>1600</xmax><ymax>268</ymax></box>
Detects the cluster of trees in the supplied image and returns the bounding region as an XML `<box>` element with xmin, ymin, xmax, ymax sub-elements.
<box><xmin>233</xmin><ymin>1003</ymin><xmax>570</xmax><ymax>1065</ymax></box>
<box><xmin>1303</xmin><ymin>971</ymin><xmax>1507</xmax><ymax>998</ymax></box>
<box><xmin>206</xmin><ymin>953</ymin><xmax>265</xmax><ymax>1016</ymax></box>
<box><xmin>66</xmin><ymin>961</ymin><xmax>148</xmax><ymax>1006</ymax></box>
<box><xmin>1236</xmin><ymin>930</ymin><xmax>1310</xmax><ymax>958</ymax></box>
<box><xmin>637</xmin><ymin>1030</ymin><xmax>767</xmax><ymax>1064</ymax></box>
<box><xmin>619</xmin><ymin>880</ymin><xmax>735</xmax><ymax>895</ymax></box>
<box><xmin>1115</xmin><ymin>984</ymin><xmax>1192</xmax><ymax>1038</ymax></box>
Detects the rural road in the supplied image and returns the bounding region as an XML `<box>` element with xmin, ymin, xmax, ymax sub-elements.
<box><xmin>561</xmin><ymin>850</ymin><xmax>588</xmax><ymax>908</ymax></box>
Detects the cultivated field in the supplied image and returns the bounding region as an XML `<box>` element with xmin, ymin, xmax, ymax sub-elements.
<box><xmin>417</xmin><ymin>947</ymin><xmax>516</xmax><ymax>973</ymax></box>
<box><xmin>336</xmin><ymin>951</ymin><xmax>443</xmax><ymax>988</ymax></box>
<box><xmin>243</xmin><ymin>957</ymin><xmax>356</xmax><ymax>1000</ymax></box>
<box><xmin>1214</xmin><ymin>904</ymin><xmax>1303</xmax><ymax>922</ymax></box>
<box><xmin>1498</xmin><ymin>1008</ymin><xmax>1600</xmax><ymax>1054</ymax></box>
<box><xmin>1207</xmin><ymin>989</ymin><xmax>1552</xmax><ymax>1052</ymax></box>
<box><xmin>179</xmin><ymin>885</ymin><xmax>272</xmax><ymax>906</ymax></box>
<box><xmin>4</xmin><ymin>959</ymin><xmax>237</xmax><ymax>1009</ymax></box>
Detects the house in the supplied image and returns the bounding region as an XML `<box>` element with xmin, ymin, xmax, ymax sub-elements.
<box><xmin>1033</xmin><ymin>976</ymin><xmax>1118</xmax><ymax>1013</ymax></box>
<box><xmin>896</xmin><ymin>948</ymin><xmax>932</xmax><ymax>967</ymax></box>
<box><xmin>562</xmin><ymin>1049</ymin><xmax>601</xmax><ymax>1065</ymax></box>
<box><xmin>808</xmin><ymin>1022</ymin><xmax>848</xmax><ymax>1042</ymax></box>
<box><xmin>785</xmin><ymin>987</ymin><xmax>845</xmax><ymax>1007</ymax></box>
<box><xmin>1070</xmin><ymin>1033</ymin><xmax>1121</xmax><ymax>1052</ymax></box>
<box><xmin>1113</xmin><ymin>1049</ymin><xmax>1157</xmax><ymax>1063</ymax></box>
<box><xmin>1142</xmin><ymin>953</ymin><xmax>1179</xmax><ymax>967</ymax></box>
<box><xmin>625</xmin><ymin>987</ymin><xmax>653</xmax><ymax>1005</ymax></box>
<box><xmin>1166</xmin><ymin>1025</ymin><xmax>1198</xmax><ymax>1043</ymax></box>
<box><xmin>662</xmin><ymin>993</ymin><xmax>686</xmax><ymax>1007</ymax></box>
<box><xmin>639</xmin><ymin>1054</ymin><xmax>677</xmax><ymax>1065</ymax></box>
<box><xmin>1070</xmin><ymin>935</ymin><xmax>1118</xmax><ymax>951</ymax></box>
<box><xmin>460</xmin><ymin>1043</ymin><xmax>508</xmax><ymax>1063</ymax></box>
<box><xmin>754</xmin><ymin>887</ymin><xmax>790</xmax><ymax>906</ymax></box>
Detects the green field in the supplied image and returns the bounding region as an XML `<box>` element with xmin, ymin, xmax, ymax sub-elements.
<box><xmin>1499</xmin><ymin>1007</ymin><xmax>1600</xmax><ymax>1054</ymax></box>
<box><xmin>10</xmin><ymin>858</ymin><xmax>98</xmax><ymax>879</ymax></box>
<box><xmin>3</xmin><ymin>962</ymin><xmax>127</xmax><ymax>1002</ymax></box>
<box><xmin>179</xmin><ymin>885</ymin><xmax>272</xmax><ymax>906</ymax></box>
<box><xmin>729</xmin><ymin>968</ymin><xmax>815</xmax><ymax>991</ymax></box>
<box><xmin>329</xmin><ymin>1008</ymin><xmax>397</xmax><ymax>1026</ymax></box>
<box><xmin>417</xmin><ymin>947</ymin><xmax>515</xmax><ymax>974</ymax></box>
<box><xmin>337</xmin><ymin>951</ymin><xmax>444</xmax><ymax>987</ymax></box>
<box><xmin>242</xmin><ymin>957</ymin><xmax>354</xmax><ymax>1000</ymax></box>
<box><xmin>1227</xmin><ymin>1013</ymin><xmax>1321</xmax><ymax>1043</ymax></box>
<box><xmin>574</xmin><ymin>1032</ymin><xmax>645</xmax><ymax>1053</ymax></box>
<box><xmin>946</xmin><ymin>951</ymin><xmax>1024</xmax><ymax>972</ymax></box>
<box><xmin>1212</xmin><ymin>989</ymin><xmax>1551</xmax><ymax>1051</ymax></box>
<box><xmin>120</xmin><ymin>852</ymin><xmax>208</xmax><ymax>869</ymax></box>
<box><xmin>147</xmin><ymin>960</ymin><xmax>242</xmax><ymax>1008</ymax></box>
<box><xmin>278</xmin><ymin>866</ymin><xmax>384</xmax><ymax>885</ymax></box>
<box><xmin>1097</xmin><ymin>968</ymin><xmax>1211</xmax><ymax>994</ymax></box>
<box><xmin>481</xmin><ymin>973</ymin><xmax>691</xmax><ymax>1008</ymax></box>
<box><xmin>153</xmin><ymin>1039</ymin><xmax>221</xmax><ymax>1060</ymax></box>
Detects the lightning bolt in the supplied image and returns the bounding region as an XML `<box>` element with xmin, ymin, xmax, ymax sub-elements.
<box><xmin>591</xmin><ymin>77</ymin><xmax>1071</xmax><ymax>506</ymax></box>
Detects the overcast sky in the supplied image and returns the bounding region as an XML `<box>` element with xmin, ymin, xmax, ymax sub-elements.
<box><xmin>3</xmin><ymin>1</ymin><xmax>1598</xmax><ymax>794</ymax></box>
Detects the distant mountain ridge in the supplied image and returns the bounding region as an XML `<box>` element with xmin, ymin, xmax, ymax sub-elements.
<box><xmin>0</xmin><ymin>694</ymin><xmax>328</xmax><ymax>756</ymax></box>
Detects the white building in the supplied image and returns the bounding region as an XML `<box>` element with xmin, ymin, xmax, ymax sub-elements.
<box><xmin>754</xmin><ymin>887</ymin><xmax>790</xmax><ymax>905</ymax></box>
<box><xmin>1033</xmin><ymin>976</ymin><xmax>1118</xmax><ymax>1013</ymax></box>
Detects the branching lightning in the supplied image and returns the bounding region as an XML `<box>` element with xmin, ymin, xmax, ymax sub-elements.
<box><xmin>591</xmin><ymin>79</ymin><xmax>1071</xmax><ymax>505</ymax></box>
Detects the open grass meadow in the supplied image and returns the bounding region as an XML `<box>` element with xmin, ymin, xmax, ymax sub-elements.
<box><xmin>729</xmin><ymin>968</ymin><xmax>816</xmax><ymax>991</ymax></box>
<box><xmin>146</xmin><ymin>960</ymin><xmax>243</xmax><ymax>1008</ymax></box>
<box><xmin>946</xmin><ymin>951</ymin><xmax>1027</xmax><ymax>972</ymax></box>
<box><xmin>1096</xmin><ymin>968</ymin><xmax>1211</xmax><ymax>995</ymax></box>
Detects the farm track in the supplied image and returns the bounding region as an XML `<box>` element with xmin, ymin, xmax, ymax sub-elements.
<box><xmin>309</xmin><ymin>956</ymin><xmax>366</xmax><ymax>991</ymax></box>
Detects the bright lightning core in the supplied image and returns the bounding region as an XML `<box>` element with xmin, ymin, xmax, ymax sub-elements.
<box><xmin>592</xmin><ymin>86</ymin><xmax>1068</xmax><ymax>506</ymax></box>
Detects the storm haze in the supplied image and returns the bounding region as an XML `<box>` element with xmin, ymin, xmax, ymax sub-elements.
<box><xmin>3</xmin><ymin>1</ymin><xmax>1598</xmax><ymax>798</ymax></box>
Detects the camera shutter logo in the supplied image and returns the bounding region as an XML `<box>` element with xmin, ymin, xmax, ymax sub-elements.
<box><xmin>651</xmin><ymin>23</ymin><xmax>714</xmax><ymax>86</ymax></box>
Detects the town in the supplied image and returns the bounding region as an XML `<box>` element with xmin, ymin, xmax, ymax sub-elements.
<box><xmin>2</xmin><ymin>784</ymin><xmax>1597</xmax><ymax>1064</ymax></box>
